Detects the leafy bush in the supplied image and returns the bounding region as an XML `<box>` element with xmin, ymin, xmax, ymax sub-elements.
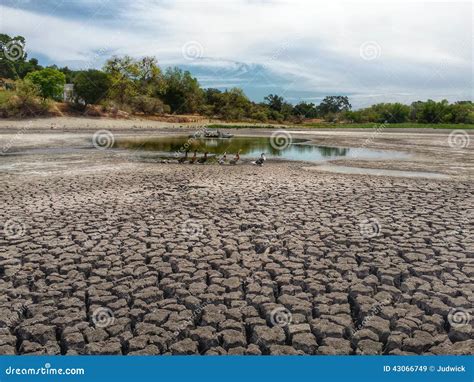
<box><xmin>161</xmin><ymin>67</ymin><xmax>204</xmax><ymax>113</ymax></box>
<box><xmin>250</xmin><ymin>110</ymin><xmax>268</xmax><ymax>122</ymax></box>
<box><xmin>444</xmin><ymin>102</ymin><xmax>474</xmax><ymax>124</ymax></box>
<box><xmin>73</xmin><ymin>70</ymin><xmax>111</xmax><ymax>106</ymax></box>
<box><xmin>130</xmin><ymin>95</ymin><xmax>167</xmax><ymax>114</ymax></box>
<box><xmin>361</xmin><ymin>103</ymin><xmax>410</xmax><ymax>123</ymax></box>
<box><xmin>324</xmin><ymin>112</ymin><xmax>338</xmax><ymax>122</ymax></box>
<box><xmin>293</xmin><ymin>101</ymin><xmax>318</xmax><ymax>118</ymax></box>
<box><xmin>414</xmin><ymin>99</ymin><xmax>448</xmax><ymax>123</ymax></box>
<box><xmin>0</xmin><ymin>89</ymin><xmax>13</xmax><ymax>104</ymax></box>
<box><xmin>25</xmin><ymin>67</ymin><xmax>66</xmax><ymax>100</ymax></box>
<box><xmin>0</xmin><ymin>80</ymin><xmax>50</xmax><ymax>117</ymax></box>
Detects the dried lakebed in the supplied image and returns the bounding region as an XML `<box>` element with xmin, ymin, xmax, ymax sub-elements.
<box><xmin>0</xmin><ymin>128</ymin><xmax>472</xmax><ymax>355</ymax></box>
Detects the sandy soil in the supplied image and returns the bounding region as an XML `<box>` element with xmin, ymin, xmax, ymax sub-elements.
<box><xmin>0</xmin><ymin>118</ymin><xmax>472</xmax><ymax>355</ymax></box>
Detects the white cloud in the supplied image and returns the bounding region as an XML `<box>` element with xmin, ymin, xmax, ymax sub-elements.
<box><xmin>1</xmin><ymin>0</ymin><xmax>471</xmax><ymax>105</ymax></box>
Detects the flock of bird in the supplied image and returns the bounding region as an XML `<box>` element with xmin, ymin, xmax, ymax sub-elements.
<box><xmin>174</xmin><ymin>150</ymin><xmax>267</xmax><ymax>166</ymax></box>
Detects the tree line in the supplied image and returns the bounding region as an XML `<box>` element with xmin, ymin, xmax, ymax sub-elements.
<box><xmin>1</xmin><ymin>34</ymin><xmax>472</xmax><ymax>123</ymax></box>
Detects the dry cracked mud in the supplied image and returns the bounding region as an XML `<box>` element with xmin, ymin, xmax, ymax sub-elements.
<box><xmin>0</xmin><ymin>126</ymin><xmax>473</xmax><ymax>355</ymax></box>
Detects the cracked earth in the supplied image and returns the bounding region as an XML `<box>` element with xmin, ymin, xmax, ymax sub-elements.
<box><xmin>0</xmin><ymin>125</ymin><xmax>473</xmax><ymax>355</ymax></box>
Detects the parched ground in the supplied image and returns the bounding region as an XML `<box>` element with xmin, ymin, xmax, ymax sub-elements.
<box><xmin>0</xmin><ymin>122</ymin><xmax>472</xmax><ymax>355</ymax></box>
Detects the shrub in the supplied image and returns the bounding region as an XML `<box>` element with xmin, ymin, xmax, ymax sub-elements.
<box><xmin>25</xmin><ymin>67</ymin><xmax>66</xmax><ymax>100</ymax></box>
<box><xmin>414</xmin><ymin>99</ymin><xmax>449</xmax><ymax>123</ymax></box>
<box><xmin>130</xmin><ymin>95</ymin><xmax>166</xmax><ymax>115</ymax></box>
<box><xmin>73</xmin><ymin>70</ymin><xmax>111</xmax><ymax>106</ymax></box>
<box><xmin>0</xmin><ymin>89</ymin><xmax>13</xmax><ymax>105</ymax></box>
<box><xmin>250</xmin><ymin>110</ymin><xmax>268</xmax><ymax>122</ymax></box>
<box><xmin>324</xmin><ymin>112</ymin><xmax>339</xmax><ymax>122</ymax></box>
<box><xmin>449</xmin><ymin>102</ymin><xmax>474</xmax><ymax>124</ymax></box>
<box><xmin>0</xmin><ymin>80</ymin><xmax>50</xmax><ymax>117</ymax></box>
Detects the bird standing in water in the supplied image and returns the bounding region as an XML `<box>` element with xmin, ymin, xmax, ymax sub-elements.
<box><xmin>218</xmin><ymin>152</ymin><xmax>227</xmax><ymax>165</ymax></box>
<box><xmin>252</xmin><ymin>153</ymin><xmax>266</xmax><ymax>166</ymax></box>
<box><xmin>178</xmin><ymin>150</ymin><xmax>189</xmax><ymax>164</ymax></box>
<box><xmin>229</xmin><ymin>150</ymin><xmax>241</xmax><ymax>165</ymax></box>
<box><xmin>189</xmin><ymin>150</ymin><xmax>197</xmax><ymax>164</ymax></box>
<box><xmin>198</xmin><ymin>152</ymin><xmax>209</xmax><ymax>164</ymax></box>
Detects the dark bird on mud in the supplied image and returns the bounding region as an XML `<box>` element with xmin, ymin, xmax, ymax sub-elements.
<box><xmin>178</xmin><ymin>150</ymin><xmax>189</xmax><ymax>164</ymax></box>
<box><xmin>218</xmin><ymin>152</ymin><xmax>227</xmax><ymax>165</ymax></box>
<box><xmin>189</xmin><ymin>150</ymin><xmax>197</xmax><ymax>164</ymax></box>
<box><xmin>229</xmin><ymin>150</ymin><xmax>241</xmax><ymax>165</ymax></box>
<box><xmin>252</xmin><ymin>153</ymin><xmax>266</xmax><ymax>166</ymax></box>
<box><xmin>197</xmin><ymin>152</ymin><xmax>209</xmax><ymax>164</ymax></box>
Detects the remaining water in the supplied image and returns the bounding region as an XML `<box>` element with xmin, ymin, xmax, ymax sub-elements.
<box><xmin>113</xmin><ymin>135</ymin><xmax>409</xmax><ymax>162</ymax></box>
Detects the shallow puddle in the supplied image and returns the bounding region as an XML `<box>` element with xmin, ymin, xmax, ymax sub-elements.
<box><xmin>113</xmin><ymin>135</ymin><xmax>409</xmax><ymax>162</ymax></box>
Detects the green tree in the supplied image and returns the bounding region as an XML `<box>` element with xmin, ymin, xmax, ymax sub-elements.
<box><xmin>0</xmin><ymin>34</ymin><xmax>27</xmax><ymax>79</ymax></box>
<box><xmin>136</xmin><ymin>56</ymin><xmax>166</xmax><ymax>96</ymax></box>
<box><xmin>204</xmin><ymin>88</ymin><xmax>222</xmax><ymax>104</ymax></box>
<box><xmin>264</xmin><ymin>94</ymin><xmax>294</xmax><ymax>120</ymax></box>
<box><xmin>73</xmin><ymin>70</ymin><xmax>111</xmax><ymax>106</ymax></box>
<box><xmin>318</xmin><ymin>96</ymin><xmax>351</xmax><ymax>115</ymax></box>
<box><xmin>0</xmin><ymin>34</ymin><xmax>45</xmax><ymax>79</ymax></box>
<box><xmin>16</xmin><ymin>58</ymin><xmax>43</xmax><ymax>79</ymax></box>
<box><xmin>25</xmin><ymin>67</ymin><xmax>66</xmax><ymax>100</ymax></box>
<box><xmin>161</xmin><ymin>67</ymin><xmax>203</xmax><ymax>113</ymax></box>
<box><xmin>104</xmin><ymin>56</ymin><xmax>140</xmax><ymax>105</ymax></box>
<box><xmin>264</xmin><ymin>94</ymin><xmax>284</xmax><ymax>111</ymax></box>
<box><xmin>446</xmin><ymin>101</ymin><xmax>474</xmax><ymax>124</ymax></box>
<box><xmin>202</xmin><ymin>88</ymin><xmax>223</xmax><ymax>115</ymax></box>
<box><xmin>368</xmin><ymin>103</ymin><xmax>410</xmax><ymax>123</ymax></box>
<box><xmin>58</xmin><ymin>66</ymin><xmax>77</xmax><ymax>83</ymax></box>
<box><xmin>218</xmin><ymin>88</ymin><xmax>252</xmax><ymax>120</ymax></box>
<box><xmin>385</xmin><ymin>103</ymin><xmax>410</xmax><ymax>123</ymax></box>
<box><xmin>293</xmin><ymin>101</ymin><xmax>318</xmax><ymax>118</ymax></box>
<box><xmin>415</xmin><ymin>99</ymin><xmax>449</xmax><ymax>123</ymax></box>
<box><xmin>409</xmin><ymin>101</ymin><xmax>423</xmax><ymax>122</ymax></box>
<box><xmin>104</xmin><ymin>55</ymin><xmax>166</xmax><ymax>107</ymax></box>
<box><xmin>2</xmin><ymin>79</ymin><xmax>50</xmax><ymax>117</ymax></box>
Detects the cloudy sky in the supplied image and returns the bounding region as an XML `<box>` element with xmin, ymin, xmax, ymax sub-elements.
<box><xmin>1</xmin><ymin>0</ymin><xmax>472</xmax><ymax>108</ymax></box>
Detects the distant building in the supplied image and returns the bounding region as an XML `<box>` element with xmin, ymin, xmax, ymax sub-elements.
<box><xmin>63</xmin><ymin>83</ymin><xmax>74</xmax><ymax>102</ymax></box>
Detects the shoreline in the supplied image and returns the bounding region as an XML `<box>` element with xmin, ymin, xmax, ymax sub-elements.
<box><xmin>1</xmin><ymin>119</ymin><xmax>472</xmax><ymax>180</ymax></box>
<box><xmin>0</xmin><ymin>116</ymin><xmax>473</xmax><ymax>134</ymax></box>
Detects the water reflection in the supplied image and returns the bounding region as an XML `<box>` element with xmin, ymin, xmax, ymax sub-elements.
<box><xmin>113</xmin><ymin>136</ymin><xmax>405</xmax><ymax>162</ymax></box>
